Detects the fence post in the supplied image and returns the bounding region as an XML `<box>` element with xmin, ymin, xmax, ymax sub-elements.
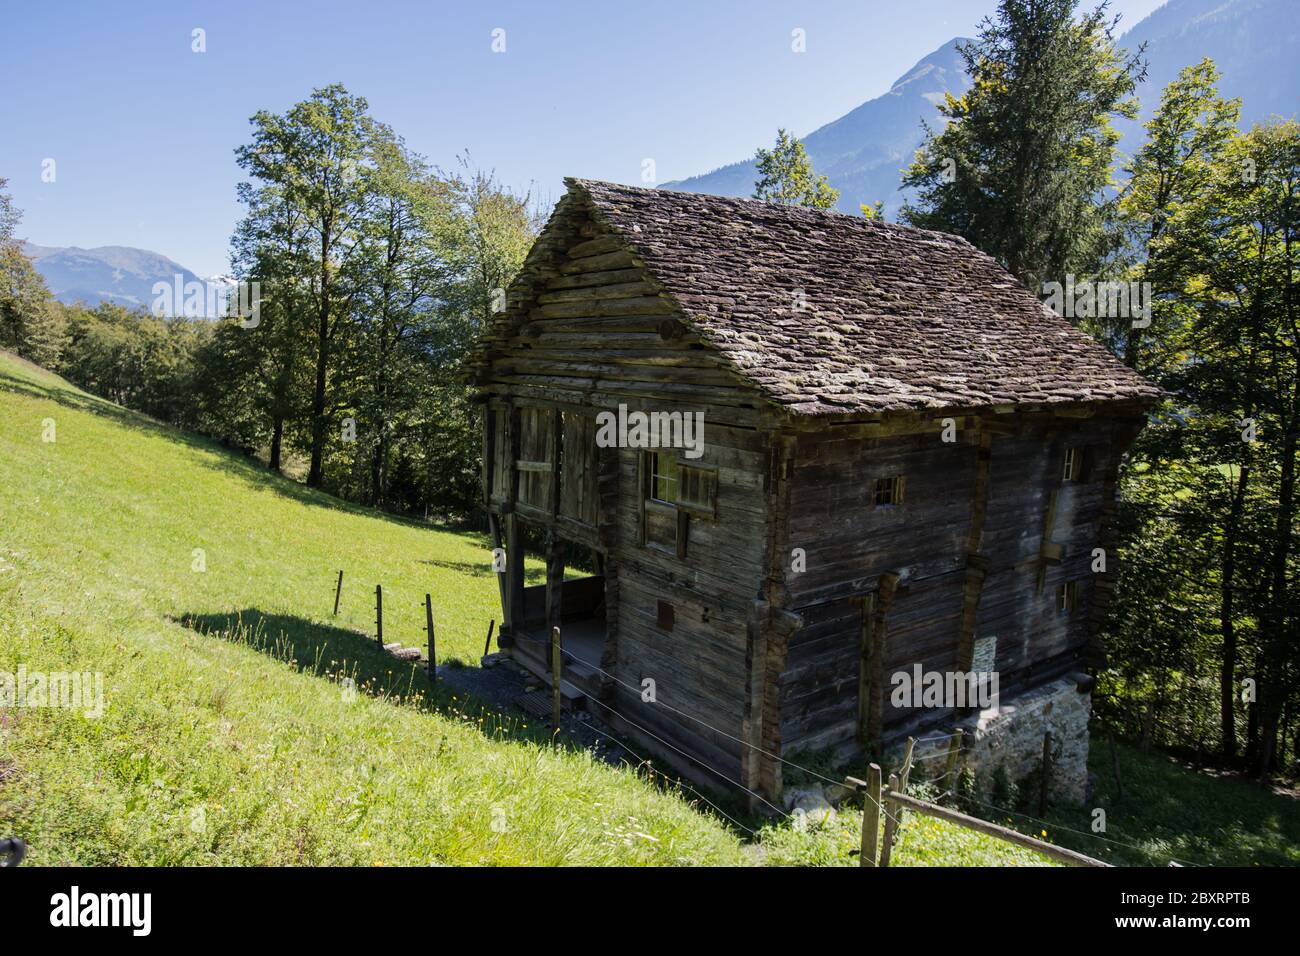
<box><xmin>1038</xmin><ymin>730</ymin><xmax>1053</xmax><ymax>815</ymax></box>
<box><xmin>944</xmin><ymin>728</ymin><xmax>965</xmax><ymax>798</ymax></box>
<box><xmin>333</xmin><ymin>570</ymin><xmax>344</xmax><ymax>616</ymax></box>
<box><xmin>551</xmin><ymin>625</ymin><xmax>563</xmax><ymax>734</ymax></box>
<box><xmin>899</xmin><ymin>736</ymin><xmax>916</xmax><ymax>792</ymax></box>
<box><xmin>856</xmin><ymin>763</ymin><xmax>882</xmax><ymax>867</ymax></box>
<box><xmin>375</xmin><ymin>584</ymin><xmax>383</xmax><ymax>649</ymax></box>
<box><xmin>880</xmin><ymin>772</ymin><xmax>901</xmax><ymax>867</ymax></box>
<box><xmin>484</xmin><ymin>619</ymin><xmax>496</xmax><ymax>658</ymax></box>
<box><xmin>425</xmin><ymin>593</ymin><xmax>436</xmax><ymax>681</ymax></box>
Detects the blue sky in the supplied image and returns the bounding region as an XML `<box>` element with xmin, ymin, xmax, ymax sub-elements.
<box><xmin>1</xmin><ymin>0</ymin><xmax>1167</xmax><ymax>276</ymax></box>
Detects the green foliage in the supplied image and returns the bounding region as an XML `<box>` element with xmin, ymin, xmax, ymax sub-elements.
<box><xmin>753</xmin><ymin>129</ymin><xmax>840</xmax><ymax>209</ymax></box>
<box><xmin>0</xmin><ymin>178</ymin><xmax>64</xmax><ymax>367</ymax></box>
<box><xmin>901</xmin><ymin>0</ymin><xmax>1144</xmax><ymax>289</ymax></box>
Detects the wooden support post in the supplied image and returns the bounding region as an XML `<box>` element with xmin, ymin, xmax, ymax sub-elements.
<box><xmin>899</xmin><ymin>736</ymin><xmax>916</xmax><ymax>792</ymax></box>
<box><xmin>425</xmin><ymin>593</ymin><xmax>436</xmax><ymax>681</ymax></box>
<box><xmin>1038</xmin><ymin>731</ymin><xmax>1053</xmax><ymax>815</ymax></box>
<box><xmin>880</xmin><ymin>772</ymin><xmax>901</xmax><ymax>867</ymax></box>
<box><xmin>333</xmin><ymin>569</ymin><xmax>344</xmax><ymax>616</ymax></box>
<box><xmin>484</xmin><ymin>619</ymin><xmax>496</xmax><ymax>658</ymax></box>
<box><xmin>551</xmin><ymin>625</ymin><xmax>563</xmax><ymax>735</ymax></box>
<box><xmin>854</xmin><ymin>763</ymin><xmax>882</xmax><ymax>867</ymax></box>
<box><xmin>944</xmin><ymin>729</ymin><xmax>965</xmax><ymax>798</ymax></box>
<box><xmin>374</xmin><ymin>584</ymin><xmax>383</xmax><ymax>649</ymax></box>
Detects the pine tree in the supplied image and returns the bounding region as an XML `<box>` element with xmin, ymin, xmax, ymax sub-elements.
<box><xmin>901</xmin><ymin>0</ymin><xmax>1145</xmax><ymax>291</ymax></box>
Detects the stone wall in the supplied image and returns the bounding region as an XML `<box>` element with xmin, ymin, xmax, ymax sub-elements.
<box><xmin>892</xmin><ymin>674</ymin><xmax>1093</xmax><ymax>804</ymax></box>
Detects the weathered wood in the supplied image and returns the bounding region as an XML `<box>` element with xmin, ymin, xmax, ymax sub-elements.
<box><xmin>425</xmin><ymin>593</ymin><xmax>436</xmax><ymax>680</ymax></box>
<box><xmin>944</xmin><ymin>728</ymin><xmax>965</xmax><ymax>796</ymax></box>
<box><xmin>880</xmin><ymin>772</ymin><xmax>901</xmax><ymax>867</ymax></box>
<box><xmin>885</xmin><ymin>789</ymin><xmax>1110</xmax><ymax>867</ymax></box>
<box><xmin>857</xmin><ymin>764</ymin><xmax>882</xmax><ymax>867</ymax></box>
<box><xmin>333</xmin><ymin>569</ymin><xmax>343</xmax><ymax>616</ymax></box>
<box><xmin>551</xmin><ymin>625</ymin><xmax>563</xmax><ymax>734</ymax></box>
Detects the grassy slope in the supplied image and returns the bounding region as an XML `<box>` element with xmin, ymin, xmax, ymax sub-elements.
<box><xmin>0</xmin><ymin>351</ymin><xmax>1070</xmax><ymax>865</ymax></box>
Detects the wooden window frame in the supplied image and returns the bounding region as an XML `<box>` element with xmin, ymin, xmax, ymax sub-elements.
<box><xmin>872</xmin><ymin>475</ymin><xmax>906</xmax><ymax>508</ymax></box>
<box><xmin>677</xmin><ymin>463</ymin><xmax>718</xmax><ymax>518</ymax></box>
<box><xmin>1056</xmin><ymin>580</ymin><xmax>1079</xmax><ymax>614</ymax></box>
<box><xmin>1062</xmin><ymin>447</ymin><xmax>1081</xmax><ymax>482</ymax></box>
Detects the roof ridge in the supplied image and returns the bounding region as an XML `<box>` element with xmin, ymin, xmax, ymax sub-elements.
<box><xmin>564</xmin><ymin>176</ymin><xmax>970</xmax><ymax>246</ymax></box>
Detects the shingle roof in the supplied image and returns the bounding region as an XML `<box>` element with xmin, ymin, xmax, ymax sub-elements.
<box><xmin>569</xmin><ymin>178</ymin><xmax>1161</xmax><ymax>416</ymax></box>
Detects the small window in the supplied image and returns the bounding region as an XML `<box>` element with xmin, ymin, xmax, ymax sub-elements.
<box><xmin>649</xmin><ymin>452</ymin><xmax>678</xmax><ymax>503</ymax></box>
<box><xmin>678</xmin><ymin>465</ymin><xmax>717</xmax><ymax>516</ymax></box>
<box><xmin>873</xmin><ymin>475</ymin><xmax>905</xmax><ymax>507</ymax></box>
<box><xmin>1062</xmin><ymin>448</ymin><xmax>1081</xmax><ymax>482</ymax></box>
<box><xmin>1056</xmin><ymin>581</ymin><xmax>1079</xmax><ymax>614</ymax></box>
<box><xmin>657</xmin><ymin>600</ymin><xmax>675</xmax><ymax>631</ymax></box>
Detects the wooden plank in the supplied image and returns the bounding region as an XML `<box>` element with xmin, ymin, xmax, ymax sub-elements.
<box><xmin>885</xmin><ymin>790</ymin><xmax>1109</xmax><ymax>867</ymax></box>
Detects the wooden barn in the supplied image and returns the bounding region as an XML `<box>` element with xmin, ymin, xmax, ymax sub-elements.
<box><xmin>469</xmin><ymin>179</ymin><xmax>1160</xmax><ymax>803</ymax></box>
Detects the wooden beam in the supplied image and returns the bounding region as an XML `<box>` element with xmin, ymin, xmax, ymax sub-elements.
<box><xmin>884</xmin><ymin>790</ymin><xmax>1109</xmax><ymax>867</ymax></box>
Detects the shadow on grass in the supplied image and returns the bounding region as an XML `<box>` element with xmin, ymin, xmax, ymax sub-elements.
<box><xmin>1</xmin><ymin>368</ymin><xmax>485</xmax><ymax>540</ymax></box>
<box><xmin>175</xmin><ymin>608</ymin><xmax>539</xmax><ymax>738</ymax></box>
<box><xmin>173</xmin><ymin>607</ymin><xmax>763</xmax><ymax>838</ymax></box>
<box><xmin>419</xmin><ymin>558</ymin><xmax>545</xmax><ymax>585</ymax></box>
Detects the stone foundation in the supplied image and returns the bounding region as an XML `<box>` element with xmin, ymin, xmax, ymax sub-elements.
<box><xmin>891</xmin><ymin>674</ymin><xmax>1092</xmax><ymax>805</ymax></box>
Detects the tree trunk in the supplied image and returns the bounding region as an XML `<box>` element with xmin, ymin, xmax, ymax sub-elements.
<box><xmin>307</xmin><ymin>227</ymin><xmax>333</xmax><ymax>489</ymax></box>
<box><xmin>269</xmin><ymin>415</ymin><xmax>284</xmax><ymax>473</ymax></box>
<box><xmin>1219</xmin><ymin>462</ymin><xmax>1249</xmax><ymax>761</ymax></box>
<box><xmin>1257</xmin><ymin>419</ymin><xmax>1297</xmax><ymax>776</ymax></box>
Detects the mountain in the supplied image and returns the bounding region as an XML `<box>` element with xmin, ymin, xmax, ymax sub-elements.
<box><xmin>22</xmin><ymin>242</ymin><xmax>208</xmax><ymax>311</ymax></box>
<box><xmin>1119</xmin><ymin>0</ymin><xmax>1299</xmax><ymax>133</ymax></box>
<box><xmin>664</xmin><ymin>0</ymin><xmax>1299</xmax><ymax>215</ymax></box>
<box><xmin>663</xmin><ymin>38</ymin><xmax>971</xmax><ymax>217</ymax></box>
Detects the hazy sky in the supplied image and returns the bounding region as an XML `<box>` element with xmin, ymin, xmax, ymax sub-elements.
<box><xmin>1</xmin><ymin>0</ymin><xmax>1169</xmax><ymax>276</ymax></box>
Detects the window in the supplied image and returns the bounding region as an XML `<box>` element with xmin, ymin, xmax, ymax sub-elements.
<box><xmin>649</xmin><ymin>452</ymin><xmax>678</xmax><ymax>503</ymax></box>
<box><xmin>873</xmin><ymin>475</ymin><xmax>905</xmax><ymax>507</ymax></box>
<box><xmin>1056</xmin><ymin>580</ymin><xmax>1079</xmax><ymax>614</ymax></box>
<box><xmin>1062</xmin><ymin>447</ymin><xmax>1081</xmax><ymax>482</ymax></box>
<box><xmin>657</xmin><ymin>599</ymin><xmax>675</xmax><ymax>631</ymax></box>
<box><xmin>678</xmin><ymin>465</ymin><xmax>717</xmax><ymax>516</ymax></box>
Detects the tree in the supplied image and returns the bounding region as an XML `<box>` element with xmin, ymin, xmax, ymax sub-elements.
<box><xmin>235</xmin><ymin>84</ymin><xmax>376</xmax><ymax>487</ymax></box>
<box><xmin>0</xmin><ymin>177</ymin><xmax>63</xmax><ymax>366</ymax></box>
<box><xmin>1116</xmin><ymin>59</ymin><xmax>1240</xmax><ymax>373</ymax></box>
<box><xmin>753</xmin><ymin>130</ymin><xmax>839</xmax><ymax>209</ymax></box>
<box><xmin>901</xmin><ymin>0</ymin><xmax>1145</xmax><ymax>291</ymax></box>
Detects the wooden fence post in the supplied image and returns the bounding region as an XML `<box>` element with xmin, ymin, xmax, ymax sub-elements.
<box><xmin>1038</xmin><ymin>731</ymin><xmax>1053</xmax><ymax>815</ymax></box>
<box><xmin>483</xmin><ymin>619</ymin><xmax>496</xmax><ymax>658</ymax></box>
<box><xmin>880</xmin><ymin>738</ymin><xmax>916</xmax><ymax>868</ymax></box>
<box><xmin>856</xmin><ymin>763</ymin><xmax>882</xmax><ymax>867</ymax></box>
<box><xmin>944</xmin><ymin>728</ymin><xmax>964</xmax><ymax>798</ymax></box>
<box><xmin>551</xmin><ymin>625</ymin><xmax>563</xmax><ymax>734</ymax></box>
<box><xmin>374</xmin><ymin>584</ymin><xmax>383</xmax><ymax>649</ymax></box>
<box><xmin>899</xmin><ymin>736</ymin><xmax>916</xmax><ymax>792</ymax></box>
<box><xmin>880</xmin><ymin>772</ymin><xmax>901</xmax><ymax>867</ymax></box>
<box><xmin>333</xmin><ymin>570</ymin><xmax>344</xmax><ymax>616</ymax></box>
<box><xmin>425</xmin><ymin>593</ymin><xmax>436</xmax><ymax>680</ymax></box>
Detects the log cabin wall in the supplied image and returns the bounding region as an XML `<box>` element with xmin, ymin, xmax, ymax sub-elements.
<box><xmin>768</xmin><ymin>407</ymin><xmax>1146</xmax><ymax>759</ymax></box>
<box><xmin>475</xmin><ymin>194</ymin><xmax>778</xmax><ymax>790</ymax></box>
